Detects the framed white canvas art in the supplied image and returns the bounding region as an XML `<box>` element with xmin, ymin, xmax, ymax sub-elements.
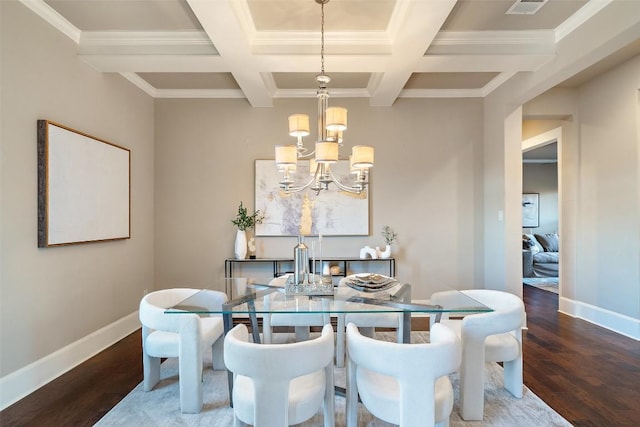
<box><xmin>37</xmin><ymin>120</ymin><xmax>131</xmax><ymax>247</ymax></box>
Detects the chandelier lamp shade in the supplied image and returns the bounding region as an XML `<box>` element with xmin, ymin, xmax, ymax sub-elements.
<box><xmin>274</xmin><ymin>0</ymin><xmax>374</xmax><ymax>195</ymax></box>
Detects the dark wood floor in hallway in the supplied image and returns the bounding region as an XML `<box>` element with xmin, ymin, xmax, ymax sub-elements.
<box><xmin>1</xmin><ymin>285</ymin><xmax>639</xmax><ymax>426</ymax></box>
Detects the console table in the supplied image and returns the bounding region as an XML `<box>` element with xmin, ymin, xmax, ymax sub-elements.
<box><xmin>225</xmin><ymin>257</ymin><xmax>395</xmax><ymax>278</ymax></box>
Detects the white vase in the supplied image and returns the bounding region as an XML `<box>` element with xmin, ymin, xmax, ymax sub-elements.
<box><xmin>234</xmin><ymin>230</ymin><xmax>248</xmax><ymax>260</ymax></box>
<box><xmin>378</xmin><ymin>244</ymin><xmax>391</xmax><ymax>259</ymax></box>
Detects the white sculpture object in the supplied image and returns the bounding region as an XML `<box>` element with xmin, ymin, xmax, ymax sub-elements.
<box><xmin>248</xmin><ymin>237</ymin><xmax>256</xmax><ymax>258</ymax></box>
<box><xmin>359</xmin><ymin>246</ymin><xmax>378</xmax><ymax>259</ymax></box>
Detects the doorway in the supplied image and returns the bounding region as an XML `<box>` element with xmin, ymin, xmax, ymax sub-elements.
<box><xmin>521</xmin><ymin>126</ymin><xmax>561</xmax><ymax>296</ymax></box>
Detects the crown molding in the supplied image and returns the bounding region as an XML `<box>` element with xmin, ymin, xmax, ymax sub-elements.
<box><xmin>119</xmin><ymin>73</ymin><xmax>248</xmax><ymax>99</ymax></box>
<box><xmin>481</xmin><ymin>71</ymin><xmax>518</xmax><ymax>96</ymax></box>
<box><xmin>272</xmin><ymin>88</ymin><xmax>370</xmax><ymax>99</ymax></box>
<box><xmin>154</xmin><ymin>89</ymin><xmax>247</xmax><ymax>99</ymax></box>
<box><xmin>19</xmin><ymin>0</ymin><xmax>80</xmax><ymax>44</ymax></box>
<box><xmin>79</xmin><ymin>54</ymin><xmax>228</xmax><ymax>73</ymax></box>
<box><xmin>79</xmin><ymin>31</ymin><xmax>216</xmax><ymax>55</ymax></box>
<box><xmin>120</xmin><ymin>72</ymin><xmax>157</xmax><ymax>97</ymax></box>
<box><xmin>417</xmin><ymin>53</ymin><xmax>554</xmax><ymax>73</ymax></box>
<box><xmin>399</xmin><ymin>88</ymin><xmax>484</xmax><ymax>98</ymax></box>
<box><xmin>430</xmin><ymin>30</ymin><xmax>556</xmax><ymax>55</ymax></box>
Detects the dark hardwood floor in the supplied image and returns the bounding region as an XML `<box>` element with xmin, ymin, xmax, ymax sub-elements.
<box><xmin>521</xmin><ymin>286</ymin><xmax>640</xmax><ymax>426</ymax></box>
<box><xmin>1</xmin><ymin>285</ymin><xmax>639</xmax><ymax>426</ymax></box>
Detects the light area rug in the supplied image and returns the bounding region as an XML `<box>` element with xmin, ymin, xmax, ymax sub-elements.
<box><xmin>523</xmin><ymin>277</ymin><xmax>559</xmax><ymax>294</ymax></box>
<box><xmin>96</xmin><ymin>332</ymin><xmax>570</xmax><ymax>427</ymax></box>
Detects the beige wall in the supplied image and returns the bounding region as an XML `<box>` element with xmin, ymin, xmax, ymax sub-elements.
<box><xmin>574</xmin><ymin>55</ymin><xmax>640</xmax><ymax>319</ymax></box>
<box><xmin>0</xmin><ymin>2</ymin><xmax>155</xmax><ymax>376</ymax></box>
<box><xmin>154</xmin><ymin>97</ymin><xmax>485</xmax><ymax>298</ymax></box>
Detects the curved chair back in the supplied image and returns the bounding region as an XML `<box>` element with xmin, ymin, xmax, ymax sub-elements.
<box><xmin>224</xmin><ymin>323</ymin><xmax>335</xmax><ymax>426</ymax></box>
<box><xmin>459</xmin><ymin>289</ymin><xmax>525</xmax><ymax>338</ymax></box>
<box><xmin>140</xmin><ymin>288</ymin><xmax>201</xmax><ymax>334</ymax></box>
<box><xmin>346</xmin><ymin>322</ymin><xmax>460</xmax><ymax>427</ymax></box>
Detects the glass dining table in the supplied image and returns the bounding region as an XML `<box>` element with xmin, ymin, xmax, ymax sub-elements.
<box><xmin>166</xmin><ymin>276</ymin><xmax>491</xmax><ymax>343</ymax></box>
<box><xmin>165</xmin><ymin>276</ymin><xmax>492</xmax><ymax>406</ymax></box>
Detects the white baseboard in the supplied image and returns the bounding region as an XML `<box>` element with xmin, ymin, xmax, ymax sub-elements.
<box><xmin>0</xmin><ymin>311</ymin><xmax>140</xmax><ymax>411</ymax></box>
<box><xmin>559</xmin><ymin>297</ymin><xmax>640</xmax><ymax>340</ymax></box>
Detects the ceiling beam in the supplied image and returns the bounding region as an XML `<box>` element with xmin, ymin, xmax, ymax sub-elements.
<box><xmin>187</xmin><ymin>0</ymin><xmax>273</xmax><ymax>107</ymax></box>
<box><xmin>368</xmin><ymin>0</ymin><xmax>457</xmax><ymax>107</ymax></box>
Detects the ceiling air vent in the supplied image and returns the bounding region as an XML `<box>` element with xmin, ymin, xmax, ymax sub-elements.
<box><xmin>506</xmin><ymin>0</ymin><xmax>549</xmax><ymax>15</ymax></box>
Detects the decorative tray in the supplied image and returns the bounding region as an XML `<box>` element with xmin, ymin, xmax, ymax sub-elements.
<box><xmin>343</xmin><ymin>274</ymin><xmax>398</xmax><ymax>292</ymax></box>
<box><xmin>284</xmin><ymin>274</ymin><xmax>334</xmax><ymax>295</ymax></box>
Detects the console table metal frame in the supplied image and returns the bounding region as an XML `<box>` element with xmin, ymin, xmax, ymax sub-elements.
<box><xmin>225</xmin><ymin>257</ymin><xmax>395</xmax><ymax>278</ymax></box>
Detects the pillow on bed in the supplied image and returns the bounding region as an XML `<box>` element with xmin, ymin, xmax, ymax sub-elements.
<box><xmin>534</xmin><ymin>233</ymin><xmax>559</xmax><ymax>252</ymax></box>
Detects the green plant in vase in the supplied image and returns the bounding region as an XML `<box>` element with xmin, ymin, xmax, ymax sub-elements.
<box><xmin>232</xmin><ymin>201</ymin><xmax>264</xmax><ymax>231</ymax></box>
<box><xmin>232</xmin><ymin>201</ymin><xmax>264</xmax><ymax>259</ymax></box>
<box><xmin>378</xmin><ymin>225</ymin><xmax>397</xmax><ymax>259</ymax></box>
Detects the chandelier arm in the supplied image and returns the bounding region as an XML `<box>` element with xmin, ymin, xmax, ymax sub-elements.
<box><xmin>281</xmin><ymin>176</ymin><xmax>317</xmax><ymax>193</ymax></box>
<box><xmin>298</xmin><ymin>150</ymin><xmax>316</xmax><ymax>159</ymax></box>
<box><xmin>327</xmin><ymin>169</ymin><xmax>365</xmax><ymax>194</ymax></box>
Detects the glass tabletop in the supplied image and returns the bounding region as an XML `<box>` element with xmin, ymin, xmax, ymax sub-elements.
<box><xmin>165</xmin><ymin>275</ymin><xmax>492</xmax><ymax>407</ymax></box>
<box><xmin>165</xmin><ymin>276</ymin><xmax>492</xmax><ymax>316</ymax></box>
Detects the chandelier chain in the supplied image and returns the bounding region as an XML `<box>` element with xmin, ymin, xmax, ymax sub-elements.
<box><xmin>320</xmin><ymin>0</ymin><xmax>325</xmax><ymax>75</ymax></box>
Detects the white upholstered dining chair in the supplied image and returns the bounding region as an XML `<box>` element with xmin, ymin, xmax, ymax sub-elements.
<box><xmin>334</xmin><ymin>277</ymin><xmax>404</xmax><ymax>367</ymax></box>
<box><xmin>139</xmin><ymin>288</ymin><xmax>227</xmax><ymax>413</ymax></box>
<box><xmin>430</xmin><ymin>289</ymin><xmax>525</xmax><ymax>420</ymax></box>
<box><xmin>346</xmin><ymin>322</ymin><xmax>460</xmax><ymax>427</ymax></box>
<box><xmin>224</xmin><ymin>323</ymin><xmax>335</xmax><ymax>427</ymax></box>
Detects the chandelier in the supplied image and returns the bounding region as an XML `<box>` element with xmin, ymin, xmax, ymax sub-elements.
<box><xmin>274</xmin><ymin>0</ymin><xmax>374</xmax><ymax>195</ymax></box>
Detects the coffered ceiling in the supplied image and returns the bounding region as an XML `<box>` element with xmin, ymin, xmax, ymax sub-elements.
<box><xmin>22</xmin><ymin>0</ymin><xmax>640</xmax><ymax>107</ymax></box>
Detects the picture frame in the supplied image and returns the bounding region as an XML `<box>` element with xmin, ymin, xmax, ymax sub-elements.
<box><xmin>522</xmin><ymin>193</ymin><xmax>539</xmax><ymax>228</ymax></box>
<box><xmin>254</xmin><ymin>159</ymin><xmax>369</xmax><ymax>236</ymax></box>
<box><xmin>37</xmin><ymin>120</ymin><xmax>131</xmax><ymax>247</ymax></box>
